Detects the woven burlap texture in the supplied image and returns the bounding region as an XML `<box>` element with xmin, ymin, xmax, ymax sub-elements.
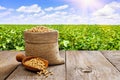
<box><xmin>24</xmin><ymin>30</ymin><xmax>64</xmax><ymax>65</ymax></box>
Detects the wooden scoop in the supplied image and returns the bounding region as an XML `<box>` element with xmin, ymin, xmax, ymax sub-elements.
<box><xmin>16</xmin><ymin>53</ymin><xmax>48</xmax><ymax>72</ymax></box>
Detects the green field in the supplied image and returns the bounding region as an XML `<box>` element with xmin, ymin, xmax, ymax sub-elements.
<box><xmin>0</xmin><ymin>24</ymin><xmax>120</xmax><ymax>50</ymax></box>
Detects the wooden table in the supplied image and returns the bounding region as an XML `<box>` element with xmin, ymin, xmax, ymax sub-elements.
<box><xmin>0</xmin><ymin>51</ymin><xmax>120</xmax><ymax>80</ymax></box>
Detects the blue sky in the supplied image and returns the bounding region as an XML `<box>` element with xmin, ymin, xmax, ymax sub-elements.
<box><xmin>0</xmin><ymin>0</ymin><xmax>120</xmax><ymax>24</ymax></box>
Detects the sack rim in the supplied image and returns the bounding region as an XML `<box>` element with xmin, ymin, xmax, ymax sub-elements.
<box><xmin>24</xmin><ymin>30</ymin><xmax>58</xmax><ymax>34</ymax></box>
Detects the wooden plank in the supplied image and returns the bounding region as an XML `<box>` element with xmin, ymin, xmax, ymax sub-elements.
<box><xmin>101</xmin><ymin>51</ymin><xmax>120</xmax><ymax>71</ymax></box>
<box><xmin>7</xmin><ymin>51</ymin><xmax>65</xmax><ymax>80</ymax></box>
<box><xmin>0</xmin><ymin>51</ymin><xmax>20</xmax><ymax>80</ymax></box>
<box><xmin>45</xmin><ymin>51</ymin><xmax>65</xmax><ymax>80</ymax></box>
<box><xmin>66</xmin><ymin>51</ymin><xmax>120</xmax><ymax>80</ymax></box>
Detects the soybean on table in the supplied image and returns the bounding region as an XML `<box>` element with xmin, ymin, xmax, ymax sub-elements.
<box><xmin>0</xmin><ymin>51</ymin><xmax>120</xmax><ymax>80</ymax></box>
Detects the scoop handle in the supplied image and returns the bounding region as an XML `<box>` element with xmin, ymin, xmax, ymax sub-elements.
<box><xmin>16</xmin><ymin>53</ymin><xmax>26</xmax><ymax>62</ymax></box>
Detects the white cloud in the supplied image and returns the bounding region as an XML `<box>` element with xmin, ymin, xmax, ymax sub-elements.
<box><xmin>93</xmin><ymin>2</ymin><xmax>120</xmax><ymax>17</ymax></box>
<box><xmin>0</xmin><ymin>6</ymin><xmax>6</xmax><ymax>10</ymax></box>
<box><xmin>32</xmin><ymin>11</ymin><xmax>45</xmax><ymax>17</ymax></box>
<box><xmin>54</xmin><ymin>5</ymin><xmax>69</xmax><ymax>10</ymax></box>
<box><xmin>91</xmin><ymin>1</ymin><xmax>120</xmax><ymax>24</ymax></box>
<box><xmin>90</xmin><ymin>14</ymin><xmax>120</xmax><ymax>24</ymax></box>
<box><xmin>37</xmin><ymin>12</ymin><xmax>84</xmax><ymax>24</ymax></box>
<box><xmin>8</xmin><ymin>8</ymin><xmax>14</xmax><ymax>11</ymax></box>
<box><xmin>1</xmin><ymin>2</ymin><xmax>120</xmax><ymax>24</ymax></box>
<box><xmin>0</xmin><ymin>11</ymin><xmax>11</xmax><ymax>17</ymax></box>
<box><xmin>54</xmin><ymin>11</ymin><xmax>67</xmax><ymax>15</ymax></box>
<box><xmin>44</xmin><ymin>7</ymin><xmax>53</xmax><ymax>11</ymax></box>
<box><xmin>45</xmin><ymin>5</ymin><xmax>69</xmax><ymax>11</ymax></box>
<box><xmin>93</xmin><ymin>6</ymin><xmax>115</xmax><ymax>16</ymax></box>
<box><xmin>41</xmin><ymin>11</ymin><xmax>67</xmax><ymax>19</ymax></box>
<box><xmin>108</xmin><ymin>1</ymin><xmax>120</xmax><ymax>9</ymax></box>
<box><xmin>16</xmin><ymin>4</ymin><xmax>43</xmax><ymax>13</ymax></box>
<box><xmin>1</xmin><ymin>9</ymin><xmax>86</xmax><ymax>24</ymax></box>
<box><xmin>0</xmin><ymin>4</ymin><xmax>85</xmax><ymax>24</ymax></box>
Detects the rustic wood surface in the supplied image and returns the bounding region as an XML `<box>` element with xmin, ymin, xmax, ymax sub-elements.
<box><xmin>0</xmin><ymin>51</ymin><xmax>120</xmax><ymax>80</ymax></box>
<box><xmin>0</xmin><ymin>51</ymin><xmax>20</xmax><ymax>80</ymax></box>
<box><xmin>101</xmin><ymin>51</ymin><xmax>120</xmax><ymax>71</ymax></box>
<box><xmin>66</xmin><ymin>51</ymin><xmax>120</xmax><ymax>80</ymax></box>
<box><xmin>7</xmin><ymin>51</ymin><xmax>65</xmax><ymax>80</ymax></box>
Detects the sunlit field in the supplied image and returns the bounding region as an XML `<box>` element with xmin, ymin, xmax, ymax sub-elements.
<box><xmin>0</xmin><ymin>24</ymin><xmax>120</xmax><ymax>50</ymax></box>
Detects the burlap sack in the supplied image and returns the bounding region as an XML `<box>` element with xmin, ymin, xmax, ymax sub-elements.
<box><xmin>24</xmin><ymin>30</ymin><xmax>64</xmax><ymax>65</ymax></box>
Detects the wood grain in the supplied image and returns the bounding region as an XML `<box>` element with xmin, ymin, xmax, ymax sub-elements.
<box><xmin>7</xmin><ymin>51</ymin><xmax>65</xmax><ymax>80</ymax></box>
<box><xmin>66</xmin><ymin>51</ymin><xmax>120</xmax><ymax>80</ymax></box>
<box><xmin>0</xmin><ymin>51</ymin><xmax>20</xmax><ymax>80</ymax></box>
<box><xmin>44</xmin><ymin>51</ymin><xmax>65</xmax><ymax>80</ymax></box>
<box><xmin>1</xmin><ymin>51</ymin><xmax>120</xmax><ymax>80</ymax></box>
<box><xmin>102</xmin><ymin>51</ymin><xmax>120</xmax><ymax>71</ymax></box>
